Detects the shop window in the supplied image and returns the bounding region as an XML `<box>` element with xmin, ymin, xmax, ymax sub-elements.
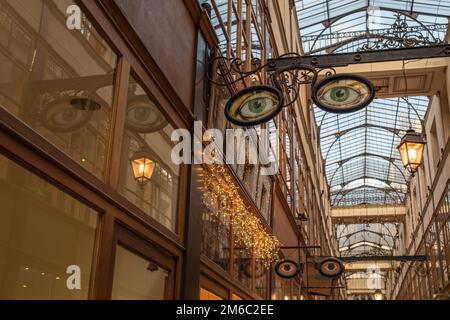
<box><xmin>233</xmin><ymin>246</ymin><xmax>252</xmax><ymax>289</ymax></box>
<box><xmin>201</xmin><ymin>202</ymin><xmax>230</xmax><ymax>272</ymax></box>
<box><xmin>117</xmin><ymin>76</ymin><xmax>180</xmax><ymax>232</ymax></box>
<box><xmin>255</xmin><ymin>258</ymin><xmax>269</xmax><ymax>299</ymax></box>
<box><xmin>0</xmin><ymin>154</ymin><xmax>98</xmax><ymax>299</ymax></box>
<box><xmin>0</xmin><ymin>0</ymin><xmax>117</xmax><ymax>179</ymax></box>
<box><xmin>111</xmin><ymin>245</ymin><xmax>169</xmax><ymax>300</ymax></box>
<box><xmin>429</xmin><ymin>119</ymin><xmax>440</xmax><ymax>170</ymax></box>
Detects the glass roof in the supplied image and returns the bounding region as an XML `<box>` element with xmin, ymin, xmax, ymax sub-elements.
<box><xmin>337</xmin><ymin>223</ymin><xmax>399</xmax><ymax>257</ymax></box>
<box><xmin>209</xmin><ymin>0</ymin><xmax>267</xmax><ymax>59</ymax></box>
<box><xmin>295</xmin><ymin>0</ymin><xmax>450</xmax><ymax>54</ymax></box>
<box><xmin>316</xmin><ymin>97</ymin><xmax>428</xmax><ymax>258</ymax></box>
<box><xmin>315</xmin><ymin>96</ymin><xmax>428</xmax><ymax>207</ymax></box>
<box><xmin>297</xmin><ymin>1</ymin><xmax>443</xmax><ymax>260</ymax></box>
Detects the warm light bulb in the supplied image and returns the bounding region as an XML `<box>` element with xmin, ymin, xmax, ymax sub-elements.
<box><xmin>408</xmin><ymin>148</ymin><xmax>417</xmax><ymax>161</ymax></box>
<box><xmin>373</xmin><ymin>289</ymin><xmax>384</xmax><ymax>300</ymax></box>
<box><xmin>139</xmin><ymin>163</ymin><xmax>146</xmax><ymax>174</ymax></box>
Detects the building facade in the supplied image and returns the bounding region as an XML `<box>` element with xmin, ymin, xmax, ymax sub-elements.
<box><xmin>0</xmin><ymin>0</ymin><xmax>448</xmax><ymax>300</ymax></box>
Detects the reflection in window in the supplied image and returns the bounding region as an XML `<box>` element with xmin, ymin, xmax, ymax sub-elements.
<box><xmin>201</xmin><ymin>197</ymin><xmax>230</xmax><ymax>272</ymax></box>
<box><xmin>112</xmin><ymin>245</ymin><xmax>169</xmax><ymax>300</ymax></box>
<box><xmin>0</xmin><ymin>154</ymin><xmax>98</xmax><ymax>299</ymax></box>
<box><xmin>233</xmin><ymin>246</ymin><xmax>252</xmax><ymax>289</ymax></box>
<box><xmin>255</xmin><ymin>258</ymin><xmax>268</xmax><ymax>299</ymax></box>
<box><xmin>118</xmin><ymin>77</ymin><xmax>180</xmax><ymax>232</ymax></box>
<box><xmin>0</xmin><ymin>0</ymin><xmax>117</xmax><ymax>179</ymax></box>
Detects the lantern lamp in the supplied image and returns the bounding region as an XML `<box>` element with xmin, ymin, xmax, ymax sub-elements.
<box><xmin>130</xmin><ymin>147</ymin><xmax>156</xmax><ymax>186</ymax></box>
<box><xmin>397</xmin><ymin>129</ymin><xmax>426</xmax><ymax>174</ymax></box>
<box><xmin>373</xmin><ymin>289</ymin><xmax>385</xmax><ymax>300</ymax></box>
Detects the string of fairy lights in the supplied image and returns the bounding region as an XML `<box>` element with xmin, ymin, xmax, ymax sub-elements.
<box><xmin>201</xmin><ymin>164</ymin><xmax>280</xmax><ymax>268</ymax></box>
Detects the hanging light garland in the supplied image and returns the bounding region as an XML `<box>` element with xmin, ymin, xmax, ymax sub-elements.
<box><xmin>202</xmin><ymin>164</ymin><xmax>280</xmax><ymax>268</ymax></box>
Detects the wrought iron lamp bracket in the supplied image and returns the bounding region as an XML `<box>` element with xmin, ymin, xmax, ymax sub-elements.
<box><xmin>208</xmin><ymin>54</ymin><xmax>328</xmax><ymax>110</ymax></box>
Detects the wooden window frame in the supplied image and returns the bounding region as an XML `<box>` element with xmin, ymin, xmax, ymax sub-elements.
<box><xmin>109</xmin><ymin>223</ymin><xmax>177</xmax><ymax>300</ymax></box>
<box><xmin>0</xmin><ymin>0</ymin><xmax>196</xmax><ymax>300</ymax></box>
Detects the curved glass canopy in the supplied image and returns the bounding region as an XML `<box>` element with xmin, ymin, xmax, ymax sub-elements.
<box><xmin>296</xmin><ymin>0</ymin><xmax>450</xmax><ymax>54</ymax></box>
<box><xmin>316</xmin><ymin>97</ymin><xmax>428</xmax><ymax>258</ymax></box>
<box><xmin>337</xmin><ymin>223</ymin><xmax>399</xmax><ymax>257</ymax></box>
<box><xmin>316</xmin><ymin>96</ymin><xmax>428</xmax><ymax>207</ymax></box>
<box><xmin>299</xmin><ymin>1</ymin><xmax>442</xmax><ymax>260</ymax></box>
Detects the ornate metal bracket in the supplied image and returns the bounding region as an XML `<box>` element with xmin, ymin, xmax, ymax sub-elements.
<box><xmin>208</xmin><ymin>53</ymin><xmax>333</xmax><ymax>110</ymax></box>
<box><xmin>208</xmin><ymin>51</ymin><xmax>377</xmax><ymax>125</ymax></box>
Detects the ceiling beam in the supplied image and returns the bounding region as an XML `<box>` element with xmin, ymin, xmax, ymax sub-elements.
<box><xmin>344</xmin><ymin>261</ymin><xmax>393</xmax><ymax>271</ymax></box>
<box><xmin>340</xmin><ymin>255</ymin><xmax>427</xmax><ymax>262</ymax></box>
<box><xmin>268</xmin><ymin>45</ymin><xmax>450</xmax><ymax>69</ymax></box>
<box><xmin>331</xmin><ymin>204</ymin><xmax>407</xmax><ymax>224</ymax></box>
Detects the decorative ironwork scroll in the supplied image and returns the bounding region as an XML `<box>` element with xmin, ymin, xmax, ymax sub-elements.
<box><xmin>208</xmin><ymin>51</ymin><xmax>376</xmax><ymax>124</ymax></box>
<box><xmin>209</xmin><ymin>52</ymin><xmax>318</xmax><ymax>111</ymax></box>
<box><xmin>358</xmin><ymin>14</ymin><xmax>444</xmax><ymax>52</ymax></box>
<box><xmin>302</xmin><ymin>11</ymin><xmax>445</xmax><ymax>54</ymax></box>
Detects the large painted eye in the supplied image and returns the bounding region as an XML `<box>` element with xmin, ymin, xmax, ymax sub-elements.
<box><xmin>240</xmin><ymin>95</ymin><xmax>275</xmax><ymax>119</ymax></box>
<box><xmin>225</xmin><ymin>85</ymin><xmax>283</xmax><ymax>126</ymax></box>
<box><xmin>40</xmin><ymin>98</ymin><xmax>95</xmax><ymax>133</ymax></box>
<box><xmin>275</xmin><ymin>259</ymin><xmax>300</xmax><ymax>279</ymax></box>
<box><xmin>312</xmin><ymin>74</ymin><xmax>375</xmax><ymax>113</ymax></box>
<box><xmin>126</xmin><ymin>98</ymin><xmax>168</xmax><ymax>133</ymax></box>
<box><xmin>317</xmin><ymin>257</ymin><xmax>344</xmax><ymax>278</ymax></box>
<box><xmin>325</xmin><ymin>86</ymin><xmax>360</xmax><ymax>104</ymax></box>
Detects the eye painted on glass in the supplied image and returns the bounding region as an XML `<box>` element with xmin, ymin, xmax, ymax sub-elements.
<box><xmin>40</xmin><ymin>98</ymin><xmax>95</xmax><ymax>133</ymax></box>
<box><xmin>126</xmin><ymin>98</ymin><xmax>168</xmax><ymax>133</ymax></box>
<box><xmin>225</xmin><ymin>85</ymin><xmax>283</xmax><ymax>126</ymax></box>
<box><xmin>312</xmin><ymin>74</ymin><xmax>375</xmax><ymax>114</ymax></box>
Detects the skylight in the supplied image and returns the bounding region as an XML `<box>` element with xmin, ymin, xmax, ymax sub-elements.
<box><xmin>295</xmin><ymin>0</ymin><xmax>450</xmax><ymax>54</ymax></box>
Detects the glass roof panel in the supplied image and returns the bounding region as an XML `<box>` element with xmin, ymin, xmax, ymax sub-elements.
<box><xmin>296</xmin><ymin>0</ymin><xmax>450</xmax><ymax>54</ymax></box>
<box><xmin>316</xmin><ymin>96</ymin><xmax>428</xmax><ymax>207</ymax></box>
<box><xmin>336</xmin><ymin>223</ymin><xmax>399</xmax><ymax>256</ymax></box>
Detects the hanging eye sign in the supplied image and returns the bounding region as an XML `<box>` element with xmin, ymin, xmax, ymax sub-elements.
<box><xmin>70</xmin><ymin>97</ymin><xmax>101</xmax><ymax>111</ymax></box>
<box><xmin>275</xmin><ymin>259</ymin><xmax>301</xmax><ymax>279</ymax></box>
<box><xmin>312</xmin><ymin>74</ymin><xmax>375</xmax><ymax>114</ymax></box>
<box><xmin>126</xmin><ymin>98</ymin><xmax>168</xmax><ymax>133</ymax></box>
<box><xmin>40</xmin><ymin>98</ymin><xmax>95</xmax><ymax>133</ymax></box>
<box><xmin>225</xmin><ymin>85</ymin><xmax>284</xmax><ymax>126</ymax></box>
<box><xmin>317</xmin><ymin>257</ymin><xmax>344</xmax><ymax>278</ymax></box>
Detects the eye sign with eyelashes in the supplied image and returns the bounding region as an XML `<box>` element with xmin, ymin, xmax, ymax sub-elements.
<box><xmin>312</xmin><ymin>74</ymin><xmax>375</xmax><ymax>114</ymax></box>
<box><xmin>225</xmin><ymin>85</ymin><xmax>284</xmax><ymax>127</ymax></box>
